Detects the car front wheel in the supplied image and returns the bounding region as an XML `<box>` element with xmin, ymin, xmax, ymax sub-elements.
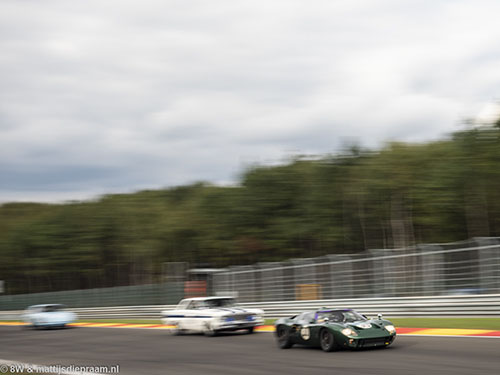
<box><xmin>320</xmin><ymin>329</ymin><xmax>337</xmax><ymax>352</ymax></box>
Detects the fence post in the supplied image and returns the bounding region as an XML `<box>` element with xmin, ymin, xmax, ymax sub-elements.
<box><xmin>323</xmin><ymin>255</ymin><xmax>353</xmax><ymax>299</ymax></box>
<box><xmin>476</xmin><ymin>237</ymin><xmax>500</xmax><ymax>294</ymax></box>
<box><xmin>418</xmin><ymin>244</ymin><xmax>444</xmax><ymax>296</ymax></box>
<box><xmin>229</xmin><ymin>265</ymin><xmax>256</xmax><ymax>302</ymax></box>
<box><xmin>368</xmin><ymin>249</ymin><xmax>396</xmax><ymax>297</ymax></box>
<box><xmin>162</xmin><ymin>262</ymin><xmax>187</xmax><ymax>304</ymax></box>
<box><xmin>258</xmin><ymin>262</ymin><xmax>284</xmax><ymax>302</ymax></box>
<box><xmin>289</xmin><ymin>258</ymin><xmax>320</xmax><ymax>300</ymax></box>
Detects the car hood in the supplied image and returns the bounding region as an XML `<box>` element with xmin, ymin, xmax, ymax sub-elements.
<box><xmin>347</xmin><ymin>320</ymin><xmax>383</xmax><ymax>329</ymax></box>
<box><xmin>340</xmin><ymin>320</ymin><xmax>394</xmax><ymax>338</ymax></box>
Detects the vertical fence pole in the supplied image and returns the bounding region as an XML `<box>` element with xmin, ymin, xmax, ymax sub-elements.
<box><xmin>419</xmin><ymin>244</ymin><xmax>444</xmax><ymax>296</ymax></box>
<box><xmin>476</xmin><ymin>237</ymin><xmax>500</xmax><ymax>294</ymax></box>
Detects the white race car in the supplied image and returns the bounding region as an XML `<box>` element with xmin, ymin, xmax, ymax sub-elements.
<box><xmin>161</xmin><ymin>296</ymin><xmax>264</xmax><ymax>336</ymax></box>
<box><xmin>21</xmin><ymin>304</ymin><xmax>77</xmax><ymax>329</ymax></box>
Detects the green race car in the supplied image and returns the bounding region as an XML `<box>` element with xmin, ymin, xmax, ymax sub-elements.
<box><xmin>274</xmin><ymin>308</ymin><xmax>396</xmax><ymax>352</ymax></box>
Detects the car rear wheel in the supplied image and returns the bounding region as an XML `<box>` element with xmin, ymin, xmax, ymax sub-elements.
<box><xmin>320</xmin><ymin>329</ymin><xmax>337</xmax><ymax>352</ymax></box>
<box><xmin>276</xmin><ymin>325</ymin><xmax>293</xmax><ymax>349</ymax></box>
<box><xmin>204</xmin><ymin>323</ymin><xmax>218</xmax><ymax>337</ymax></box>
<box><xmin>247</xmin><ymin>327</ymin><xmax>254</xmax><ymax>334</ymax></box>
<box><xmin>169</xmin><ymin>322</ymin><xmax>182</xmax><ymax>335</ymax></box>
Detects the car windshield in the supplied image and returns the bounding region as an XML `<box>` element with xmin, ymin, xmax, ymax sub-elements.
<box><xmin>203</xmin><ymin>298</ymin><xmax>236</xmax><ymax>308</ymax></box>
<box><xmin>316</xmin><ymin>310</ymin><xmax>367</xmax><ymax>323</ymax></box>
<box><xmin>42</xmin><ymin>305</ymin><xmax>64</xmax><ymax>312</ymax></box>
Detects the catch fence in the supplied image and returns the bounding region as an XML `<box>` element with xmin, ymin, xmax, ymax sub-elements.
<box><xmin>212</xmin><ymin>237</ymin><xmax>500</xmax><ymax>302</ymax></box>
<box><xmin>1</xmin><ymin>237</ymin><xmax>499</xmax><ymax>311</ymax></box>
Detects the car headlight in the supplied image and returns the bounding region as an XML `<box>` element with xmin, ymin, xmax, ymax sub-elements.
<box><xmin>385</xmin><ymin>325</ymin><xmax>396</xmax><ymax>334</ymax></box>
<box><xmin>341</xmin><ymin>328</ymin><xmax>358</xmax><ymax>337</ymax></box>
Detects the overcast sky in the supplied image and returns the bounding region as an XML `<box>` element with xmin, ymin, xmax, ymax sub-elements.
<box><xmin>1</xmin><ymin>0</ymin><xmax>500</xmax><ymax>203</ymax></box>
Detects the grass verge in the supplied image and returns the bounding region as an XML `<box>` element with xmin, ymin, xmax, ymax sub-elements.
<box><xmin>387</xmin><ymin>318</ymin><xmax>500</xmax><ymax>330</ymax></box>
<box><xmin>267</xmin><ymin>317</ymin><xmax>500</xmax><ymax>330</ymax></box>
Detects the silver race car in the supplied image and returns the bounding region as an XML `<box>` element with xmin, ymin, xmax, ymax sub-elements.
<box><xmin>21</xmin><ymin>304</ymin><xmax>77</xmax><ymax>329</ymax></box>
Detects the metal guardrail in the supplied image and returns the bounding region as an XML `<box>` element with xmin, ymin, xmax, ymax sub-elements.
<box><xmin>241</xmin><ymin>294</ymin><xmax>500</xmax><ymax>317</ymax></box>
<box><xmin>1</xmin><ymin>294</ymin><xmax>499</xmax><ymax>321</ymax></box>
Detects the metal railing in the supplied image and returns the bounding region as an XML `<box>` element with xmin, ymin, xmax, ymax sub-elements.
<box><xmin>1</xmin><ymin>294</ymin><xmax>499</xmax><ymax>320</ymax></box>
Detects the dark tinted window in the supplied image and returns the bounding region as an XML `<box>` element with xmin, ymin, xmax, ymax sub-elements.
<box><xmin>204</xmin><ymin>298</ymin><xmax>236</xmax><ymax>308</ymax></box>
<box><xmin>316</xmin><ymin>310</ymin><xmax>366</xmax><ymax>323</ymax></box>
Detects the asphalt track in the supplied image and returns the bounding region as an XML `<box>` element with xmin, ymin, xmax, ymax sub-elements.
<box><xmin>1</xmin><ymin>326</ymin><xmax>499</xmax><ymax>375</ymax></box>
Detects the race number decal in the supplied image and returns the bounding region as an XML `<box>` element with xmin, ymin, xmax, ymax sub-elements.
<box><xmin>300</xmin><ymin>326</ymin><xmax>310</xmax><ymax>340</ymax></box>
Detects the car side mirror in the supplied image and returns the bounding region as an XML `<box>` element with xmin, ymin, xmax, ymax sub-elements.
<box><xmin>377</xmin><ymin>314</ymin><xmax>383</xmax><ymax>320</ymax></box>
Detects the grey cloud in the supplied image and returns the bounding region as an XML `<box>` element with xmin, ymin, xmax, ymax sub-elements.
<box><xmin>1</xmin><ymin>0</ymin><xmax>500</xmax><ymax>202</ymax></box>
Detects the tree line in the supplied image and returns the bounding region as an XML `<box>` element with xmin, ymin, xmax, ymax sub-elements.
<box><xmin>1</xmin><ymin>123</ymin><xmax>500</xmax><ymax>294</ymax></box>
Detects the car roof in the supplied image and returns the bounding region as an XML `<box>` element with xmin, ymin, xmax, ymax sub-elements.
<box><xmin>180</xmin><ymin>296</ymin><xmax>235</xmax><ymax>302</ymax></box>
<box><xmin>27</xmin><ymin>304</ymin><xmax>65</xmax><ymax>308</ymax></box>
